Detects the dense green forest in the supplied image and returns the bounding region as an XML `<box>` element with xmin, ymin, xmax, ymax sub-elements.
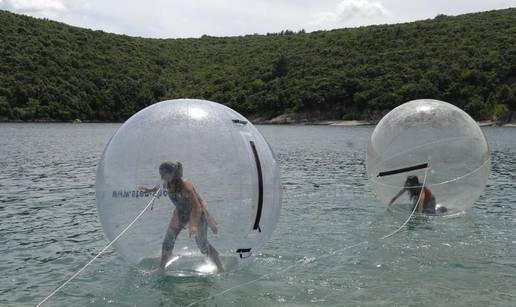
<box><xmin>1</xmin><ymin>8</ymin><xmax>516</xmax><ymax>122</ymax></box>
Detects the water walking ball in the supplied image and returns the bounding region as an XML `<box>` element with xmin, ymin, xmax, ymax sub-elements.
<box><xmin>366</xmin><ymin>99</ymin><xmax>490</xmax><ymax>214</ymax></box>
<box><xmin>96</xmin><ymin>99</ymin><xmax>281</xmax><ymax>275</ymax></box>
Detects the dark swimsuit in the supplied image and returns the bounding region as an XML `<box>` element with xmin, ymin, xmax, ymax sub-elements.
<box><xmin>162</xmin><ymin>187</ymin><xmax>215</xmax><ymax>256</ymax></box>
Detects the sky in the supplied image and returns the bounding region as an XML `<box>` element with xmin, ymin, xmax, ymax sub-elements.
<box><xmin>1</xmin><ymin>0</ymin><xmax>516</xmax><ymax>38</ymax></box>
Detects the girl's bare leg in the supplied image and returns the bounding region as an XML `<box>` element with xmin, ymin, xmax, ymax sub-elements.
<box><xmin>160</xmin><ymin>210</ymin><xmax>181</xmax><ymax>271</ymax></box>
<box><xmin>208</xmin><ymin>246</ymin><xmax>224</xmax><ymax>273</ymax></box>
<box><xmin>195</xmin><ymin>215</ymin><xmax>224</xmax><ymax>273</ymax></box>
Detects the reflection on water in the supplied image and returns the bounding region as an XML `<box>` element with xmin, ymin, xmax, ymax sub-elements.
<box><xmin>1</xmin><ymin>124</ymin><xmax>515</xmax><ymax>306</ymax></box>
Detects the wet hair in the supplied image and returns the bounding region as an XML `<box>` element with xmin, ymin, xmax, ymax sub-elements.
<box><xmin>405</xmin><ymin>175</ymin><xmax>422</xmax><ymax>201</ymax></box>
<box><xmin>159</xmin><ymin>161</ymin><xmax>183</xmax><ymax>179</ymax></box>
<box><xmin>405</xmin><ymin>175</ymin><xmax>421</xmax><ymax>187</ymax></box>
<box><xmin>159</xmin><ymin>161</ymin><xmax>184</xmax><ymax>195</ymax></box>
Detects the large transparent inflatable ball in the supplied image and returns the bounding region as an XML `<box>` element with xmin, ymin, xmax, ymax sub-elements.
<box><xmin>96</xmin><ymin>99</ymin><xmax>281</xmax><ymax>275</ymax></box>
<box><xmin>366</xmin><ymin>99</ymin><xmax>490</xmax><ymax>215</ymax></box>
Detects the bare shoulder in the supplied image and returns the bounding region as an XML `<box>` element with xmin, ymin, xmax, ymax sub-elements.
<box><xmin>182</xmin><ymin>179</ymin><xmax>194</xmax><ymax>191</ymax></box>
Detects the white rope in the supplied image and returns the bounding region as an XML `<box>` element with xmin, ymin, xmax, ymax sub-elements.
<box><xmin>368</xmin><ymin>135</ymin><xmax>474</xmax><ymax>177</ymax></box>
<box><xmin>184</xmin><ymin>240</ymin><xmax>369</xmax><ymax>307</ymax></box>
<box><xmin>380</xmin><ymin>162</ymin><xmax>429</xmax><ymax>239</ymax></box>
<box><xmin>185</xmin><ymin>164</ymin><xmax>431</xmax><ymax>306</ymax></box>
<box><xmin>371</xmin><ymin>157</ymin><xmax>489</xmax><ymax>189</ymax></box>
<box><xmin>36</xmin><ymin>187</ymin><xmax>161</xmax><ymax>307</ymax></box>
<box><xmin>38</xmin><ymin>161</ymin><xmax>432</xmax><ymax>307</ymax></box>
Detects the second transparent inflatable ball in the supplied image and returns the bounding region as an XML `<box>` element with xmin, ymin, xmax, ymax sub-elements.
<box><xmin>366</xmin><ymin>99</ymin><xmax>490</xmax><ymax>214</ymax></box>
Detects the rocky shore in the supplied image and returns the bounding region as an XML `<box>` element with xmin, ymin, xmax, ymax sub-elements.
<box><xmin>252</xmin><ymin>114</ymin><xmax>516</xmax><ymax>127</ymax></box>
<box><xmin>1</xmin><ymin>116</ymin><xmax>515</xmax><ymax>127</ymax></box>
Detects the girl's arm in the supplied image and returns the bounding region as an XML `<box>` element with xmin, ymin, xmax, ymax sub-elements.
<box><xmin>388</xmin><ymin>188</ymin><xmax>406</xmax><ymax>207</ymax></box>
<box><xmin>138</xmin><ymin>185</ymin><xmax>162</xmax><ymax>210</ymax></box>
<box><xmin>193</xmin><ymin>187</ymin><xmax>218</xmax><ymax>234</ymax></box>
<box><xmin>416</xmin><ymin>190</ymin><xmax>426</xmax><ymax>214</ymax></box>
<box><xmin>138</xmin><ymin>185</ymin><xmax>158</xmax><ymax>193</ymax></box>
<box><xmin>184</xmin><ymin>181</ymin><xmax>203</xmax><ymax>237</ymax></box>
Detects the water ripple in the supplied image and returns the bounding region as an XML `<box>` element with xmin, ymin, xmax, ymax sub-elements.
<box><xmin>1</xmin><ymin>124</ymin><xmax>515</xmax><ymax>306</ymax></box>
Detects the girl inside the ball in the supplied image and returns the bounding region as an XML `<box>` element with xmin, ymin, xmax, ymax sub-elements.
<box><xmin>140</xmin><ymin>161</ymin><xmax>224</xmax><ymax>273</ymax></box>
<box><xmin>388</xmin><ymin>175</ymin><xmax>447</xmax><ymax>214</ymax></box>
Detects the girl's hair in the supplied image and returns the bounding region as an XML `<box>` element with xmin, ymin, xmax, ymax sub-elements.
<box><xmin>405</xmin><ymin>175</ymin><xmax>420</xmax><ymax>187</ymax></box>
<box><xmin>159</xmin><ymin>161</ymin><xmax>183</xmax><ymax>178</ymax></box>
<box><xmin>159</xmin><ymin>161</ymin><xmax>184</xmax><ymax>194</ymax></box>
<box><xmin>405</xmin><ymin>175</ymin><xmax>422</xmax><ymax>202</ymax></box>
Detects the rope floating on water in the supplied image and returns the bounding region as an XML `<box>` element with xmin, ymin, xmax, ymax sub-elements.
<box><xmin>37</xmin><ymin>186</ymin><xmax>161</xmax><ymax>307</ymax></box>
<box><xmin>38</xmin><ymin>162</ymin><xmax>431</xmax><ymax>307</ymax></box>
<box><xmin>186</xmin><ymin>164</ymin><xmax>430</xmax><ymax>306</ymax></box>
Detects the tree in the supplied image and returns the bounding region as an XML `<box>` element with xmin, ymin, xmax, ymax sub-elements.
<box><xmin>272</xmin><ymin>56</ymin><xmax>289</xmax><ymax>78</ymax></box>
<box><xmin>1</xmin><ymin>8</ymin><xmax>516</xmax><ymax>122</ymax></box>
<box><xmin>497</xmin><ymin>84</ymin><xmax>516</xmax><ymax>121</ymax></box>
<box><xmin>0</xmin><ymin>96</ymin><xmax>12</xmax><ymax>119</ymax></box>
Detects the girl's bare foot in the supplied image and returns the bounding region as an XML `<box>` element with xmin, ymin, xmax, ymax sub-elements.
<box><xmin>216</xmin><ymin>264</ymin><xmax>224</xmax><ymax>273</ymax></box>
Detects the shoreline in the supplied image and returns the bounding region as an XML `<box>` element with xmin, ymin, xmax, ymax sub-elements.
<box><xmin>1</xmin><ymin>119</ymin><xmax>515</xmax><ymax>127</ymax></box>
<box><xmin>254</xmin><ymin>119</ymin><xmax>516</xmax><ymax>127</ymax></box>
<box><xmin>250</xmin><ymin>113</ymin><xmax>516</xmax><ymax>127</ymax></box>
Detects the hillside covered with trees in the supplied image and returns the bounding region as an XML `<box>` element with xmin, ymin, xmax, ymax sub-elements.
<box><xmin>1</xmin><ymin>8</ymin><xmax>516</xmax><ymax>122</ymax></box>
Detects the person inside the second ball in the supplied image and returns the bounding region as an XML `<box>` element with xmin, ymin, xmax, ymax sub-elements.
<box><xmin>388</xmin><ymin>175</ymin><xmax>447</xmax><ymax>214</ymax></box>
<box><xmin>141</xmin><ymin>161</ymin><xmax>224</xmax><ymax>273</ymax></box>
